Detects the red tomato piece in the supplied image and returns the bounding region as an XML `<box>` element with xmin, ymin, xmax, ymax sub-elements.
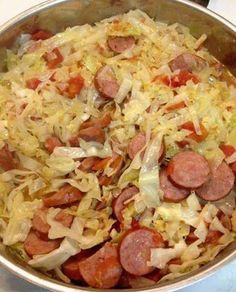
<box><xmin>170</xmin><ymin>71</ymin><xmax>199</xmax><ymax>88</ymax></box>
<box><xmin>181</xmin><ymin>121</ymin><xmax>208</xmax><ymax>142</ymax></box>
<box><xmin>67</xmin><ymin>75</ymin><xmax>84</xmax><ymax>99</ymax></box>
<box><xmin>219</xmin><ymin>144</ymin><xmax>236</xmax><ymax>157</ymax></box>
<box><xmin>152</xmin><ymin>75</ymin><xmax>170</xmax><ymax>86</ymax></box>
<box><xmin>26</xmin><ymin>78</ymin><xmax>41</xmax><ymax>90</ymax></box>
<box><xmin>31</xmin><ymin>30</ymin><xmax>53</xmax><ymax>41</ymax></box>
<box><xmin>43</xmin><ymin>48</ymin><xmax>64</xmax><ymax>69</ymax></box>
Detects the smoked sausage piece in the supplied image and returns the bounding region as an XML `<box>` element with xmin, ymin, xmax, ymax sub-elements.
<box><xmin>119</xmin><ymin>228</ymin><xmax>164</xmax><ymax>276</ymax></box>
<box><xmin>79</xmin><ymin>242</ymin><xmax>122</xmax><ymax>288</ymax></box>
<box><xmin>108</xmin><ymin>36</ymin><xmax>135</xmax><ymax>53</ymax></box>
<box><xmin>167</xmin><ymin>151</ymin><xmax>210</xmax><ymax>188</ymax></box>
<box><xmin>169</xmin><ymin>53</ymin><xmax>207</xmax><ymax>72</ymax></box>
<box><xmin>160</xmin><ymin>168</ymin><xmax>190</xmax><ymax>202</ymax></box>
<box><xmin>196</xmin><ymin>162</ymin><xmax>235</xmax><ymax>201</ymax></box>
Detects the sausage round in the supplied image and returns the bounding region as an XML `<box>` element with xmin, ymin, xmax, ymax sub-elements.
<box><xmin>0</xmin><ymin>145</ymin><xmax>16</xmax><ymax>171</ymax></box>
<box><xmin>24</xmin><ymin>231</ymin><xmax>61</xmax><ymax>257</ymax></box>
<box><xmin>62</xmin><ymin>249</ymin><xmax>93</xmax><ymax>281</ymax></box>
<box><xmin>79</xmin><ymin>113</ymin><xmax>111</xmax><ymax>130</ymax></box>
<box><xmin>167</xmin><ymin>151</ymin><xmax>210</xmax><ymax>188</ymax></box>
<box><xmin>43</xmin><ymin>185</ymin><xmax>83</xmax><ymax>208</ymax></box>
<box><xmin>160</xmin><ymin>168</ymin><xmax>190</xmax><ymax>202</ymax></box>
<box><xmin>78</xmin><ymin>126</ymin><xmax>105</xmax><ymax>144</ymax></box>
<box><xmin>169</xmin><ymin>53</ymin><xmax>207</xmax><ymax>72</ymax></box>
<box><xmin>107</xmin><ymin>36</ymin><xmax>135</xmax><ymax>53</ymax></box>
<box><xmin>128</xmin><ymin>133</ymin><xmax>164</xmax><ymax>162</ymax></box>
<box><xmin>45</xmin><ymin>136</ymin><xmax>63</xmax><ymax>154</ymax></box>
<box><xmin>113</xmin><ymin>186</ymin><xmax>139</xmax><ymax>222</ymax></box>
<box><xmin>119</xmin><ymin>228</ymin><xmax>164</xmax><ymax>276</ymax></box>
<box><xmin>79</xmin><ymin>242</ymin><xmax>122</xmax><ymax>288</ymax></box>
<box><xmin>79</xmin><ymin>157</ymin><xmax>101</xmax><ymax>172</ymax></box>
<box><xmin>196</xmin><ymin>162</ymin><xmax>235</xmax><ymax>201</ymax></box>
<box><xmin>95</xmin><ymin>65</ymin><xmax>119</xmax><ymax>99</ymax></box>
<box><xmin>32</xmin><ymin>209</ymin><xmax>73</xmax><ymax>237</ymax></box>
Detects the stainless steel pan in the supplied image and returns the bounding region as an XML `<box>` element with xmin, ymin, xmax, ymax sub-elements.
<box><xmin>0</xmin><ymin>1</ymin><xmax>235</xmax><ymax>291</ymax></box>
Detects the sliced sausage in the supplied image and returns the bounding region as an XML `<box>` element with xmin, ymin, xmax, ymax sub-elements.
<box><xmin>78</xmin><ymin>126</ymin><xmax>105</xmax><ymax>144</ymax></box>
<box><xmin>167</xmin><ymin>151</ymin><xmax>210</xmax><ymax>188</ymax></box>
<box><xmin>119</xmin><ymin>228</ymin><xmax>164</xmax><ymax>276</ymax></box>
<box><xmin>80</xmin><ymin>113</ymin><xmax>112</xmax><ymax>130</ymax></box>
<box><xmin>0</xmin><ymin>145</ymin><xmax>16</xmax><ymax>171</ymax></box>
<box><xmin>95</xmin><ymin>65</ymin><xmax>119</xmax><ymax>99</ymax></box>
<box><xmin>79</xmin><ymin>157</ymin><xmax>101</xmax><ymax>172</ymax></box>
<box><xmin>79</xmin><ymin>242</ymin><xmax>122</xmax><ymax>288</ymax></box>
<box><xmin>24</xmin><ymin>231</ymin><xmax>61</xmax><ymax>257</ymax></box>
<box><xmin>43</xmin><ymin>185</ymin><xmax>83</xmax><ymax>207</ymax></box>
<box><xmin>45</xmin><ymin>136</ymin><xmax>63</xmax><ymax>154</ymax></box>
<box><xmin>196</xmin><ymin>162</ymin><xmax>234</xmax><ymax>201</ymax></box>
<box><xmin>205</xmin><ymin>230</ymin><xmax>223</xmax><ymax>244</ymax></box>
<box><xmin>128</xmin><ymin>133</ymin><xmax>146</xmax><ymax>160</ymax></box>
<box><xmin>128</xmin><ymin>133</ymin><xmax>164</xmax><ymax>162</ymax></box>
<box><xmin>62</xmin><ymin>249</ymin><xmax>93</xmax><ymax>281</ymax></box>
<box><xmin>107</xmin><ymin>36</ymin><xmax>135</xmax><ymax>53</ymax></box>
<box><xmin>160</xmin><ymin>168</ymin><xmax>190</xmax><ymax>202</ymax></box>
<box><xmin>113</xmin><ymin>186</ymin><xmax>139</xmax><ymax>222</ymax></box>
<box><xmin>169</xmin><ymin>53</ymin><xmax>207</xmax><ymax>72</ymax></box>
<box><xmin>32</xmin><ymin>209</ymin><xmax>74</xmax><ymax>237</ymax></box>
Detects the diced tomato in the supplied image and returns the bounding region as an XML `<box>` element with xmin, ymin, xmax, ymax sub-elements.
<box><xmin>170</xmin><ymin>71</ymin><xmax>199</xmax><ymax>88</ymax></box>
<box><xmin>176</xmin><ymin>140</ymin><xmax>189</xmax><ymax>148</ymax></box>
<box><xmin>0</xmin><ymin>145</ymin><xmax>16</xmax><ymax>171</ymax></box>
<box><xmin>152</xmin><ymin>75</ymin><xmax>170</xmax><ymax>86</ymax></box>
<box><xmin>67</xmin><ymin>75</ymin><xmax>84</xmax><ymax>99</ymax></box>
<box><xmin>219</xmin><ymin>144</ymin><xmax>235</xmax><ymax>157</ymax></box>
<box><xmin>180</xmin><ymin>121</ymin><xmax>208</xmax><ymax>142</ymax></box>
<box><xmin>43</xmin><ymin>48</ymin><xmax>63</xmax><ymax>69</ymax></box>
<box><xmin>31</xmin><ymin>30</ymin><xmax>53</xmax><ymax>41</ymax></box>
<box><xmin>26</xmin><ymin>78</ymin><xmax>41</xmax><ymax>90</ymax></box>
<box><xmin>45</xmin><ymin>136</ymin><xmax>63</xmax><ymax>153</ymax></box>
<box><xmin>131</xmin><ymin>218</ymin><xmax>140</xmax><ymax>229</ymax></box>
<box><xmin>166</xmin><ymin>101</ymin><xmax>186</xmax><ymax>111</ymax></box>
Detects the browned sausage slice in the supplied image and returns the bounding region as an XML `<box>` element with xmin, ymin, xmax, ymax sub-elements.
<box><xmin>32</xmin><ymin>209</ymin><xmax>74</xmax><ymax>238</ymax></box>
<box><xmin>95</xmin><ymin>65</ymin><xmax>119</xmax><ymax>99</ymax></box>
<box><xmin>113</xmin><ymin>186</ymin><xmax>139</xmax><ymax>222</ymax></box>
<box><xmin>169</xmin><ymin>53</ymin><xmax>207</xmax><ymax>72</ymax></box>
<box><xmin>78</xmin><ymin>126</ymin><xmax>105</xmax><ymax>144</ymax></box>
<box><xmin>108</xmin><ymin>36</ymin><xmax>135</xmax><ymax>53</ymax></box>
<box><xmin>167</xmin><ymin>151</ymin><xmax>210</xmax><ymax>188</ymax></box>
<box><xmin>160</xmin><ymin>168</ymin><xmax>190</xmax><ymax>202</ymax></box>
<box><xmin>62</xmin><ymin>249</ymin><xmax>93</xmax><ymax>281</ymax></box>
<box><xmin>43</xmin><ymin>185</ymin><xmax>83</xmax><ymax>207</ymax></box>
<box><xmin>79</xmin><ymin>157</ymin><xmax>101</xmax><ymax>172</ymax></box>
<box><xmin>128</xmin><ymin>133</ymin><xmax>146</xmax><ymax>160</ymax></box>
<box><xmin>119</xmin><ymin>228</ymin><xmax>164</xmax><ymax>276</ymax></box>
<box><xmin>79</xmin><ymin>113</ymin><xmax>112</xmax><ymax>130</ymax></box>
<box><xmin>128</xmin><ymin>133</ymin><xmax>165</xmax><ymax>162</ymax></box>
<box><xmin>79</xmin><ymin>242</ymin><xmax>122</xmax><ymax>288</ymax></box>
<box><xmin>0</xmin><ymin>145</ymin><xmax>16</xmax><ymax>171</ymax></box>
<box><xmin>196</xmin><ymin>162</ymin><xmax>235</xmax><ymax>201</ymax></box>
<box><xmin>24</xmin><ymin>231</ymin><xmax>61</xmax><ymax>257</ymax></box>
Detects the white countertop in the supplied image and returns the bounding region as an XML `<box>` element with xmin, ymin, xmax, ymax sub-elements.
<box><xmin>0</xmin><ymin>1</ymin><xmax>235</xmax><ymax>291</ymax></box>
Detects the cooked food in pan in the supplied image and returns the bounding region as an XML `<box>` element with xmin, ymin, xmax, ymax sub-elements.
<box><xmin>0</xmin><ymin>9</ymin><xmax>235</xmax><ymax>289</ymax></box>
